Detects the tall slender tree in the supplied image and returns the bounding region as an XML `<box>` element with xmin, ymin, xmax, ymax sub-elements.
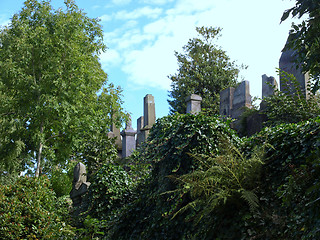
<box><xmin>0</xmin><ymin>0</ymin><xmax>126</xmax><ymax>177</ymax></box>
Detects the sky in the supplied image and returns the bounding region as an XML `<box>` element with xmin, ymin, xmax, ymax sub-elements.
<box><xmin>0</xmin><ymin>0</ymin><xmax>299</xmax><ymax>129</ymax></box>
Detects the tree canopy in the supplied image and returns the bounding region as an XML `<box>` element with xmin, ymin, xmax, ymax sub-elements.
<box><xmin>281</xmin><ymin>0</ymin><xmax>320</xmax><ymax>93</ymax></box>
<box><xmin>0</xmin><ymin>0</ymin><xmax>126</xmax><ymax>178</ymax></box>
<box><xmin>167</xmin><ymin>26</ymin><xmax>242</xmax><ymax>114</ymax></box>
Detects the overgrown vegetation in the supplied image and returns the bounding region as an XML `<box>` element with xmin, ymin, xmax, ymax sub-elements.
<box><xmin>0</xmin><ymin>176</ymin><xmax>74</xmax><ymax>239</ymax></box>
<box><xmin>76</xmin><ymin>111</ymin><xmax>320</xmax><ymax>239</ymax></box>
<box><xmin>1</xmin><ymin>0</ymin><xmax>320</xmax><ymax>239</ymax></box>
<box><xmin>262</xmin><ymin>71</ymin><xmax>320</xmax><ymax>126</ymax></box>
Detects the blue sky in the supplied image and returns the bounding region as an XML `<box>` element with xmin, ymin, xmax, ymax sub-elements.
<box><xmin>0</xmin><ymin>0</ymin><xmax>298</xmax><ymax>129</ymax></box>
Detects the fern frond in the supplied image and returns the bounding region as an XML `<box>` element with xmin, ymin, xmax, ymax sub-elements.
<box><xmin>240</xmin><ymin>189</ymin><xmax>259</xmax><ymax>213</ymax></box>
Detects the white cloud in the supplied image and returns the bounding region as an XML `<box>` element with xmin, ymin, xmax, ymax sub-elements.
<box><xmin>115</xmin><ymin>6</ymin><xmax>163</xmax><ymax>20</ymax></box>
<box><xmin>139</xmin><ymin>0</ymin><xmax>174</xmax><ymax>5</ymax></box>
<box><xmin>99</xmin><ymin>49</ymin><xmax>122</xmax><ymax>70</ymax></box>
<box><xmin>99</xmin><ymin>14</ymin><xmax>112</xmax><ymax>22</ymax></box>
<box><xmin>120</xmin><ymin>13</ymin><xmax>201</xmax><ymax>90</ymax></box>
<box><xmin>166</xmin><ymin>0</ymin><xmax>216</xmax><ymax>15</ymax></box>
<box><xmin>102</xmin><ymin>0</ymin><xmax>297</xmax><ymax>95</ymax></box>
<box><xmin>112</xmin><ymin>0</ymin><xmax>132</xmax><ymax>6</ymax></box>
<box><xmin>122</xmin><ymin>36</ymin><xmax>177</xmax><ymax>90</ymax></box>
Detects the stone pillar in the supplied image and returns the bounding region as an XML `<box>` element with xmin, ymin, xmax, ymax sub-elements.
<box><xmin>136</xmin><ymin>116</ymin><xmax>144</xmax><ymax>147</ymax></box>
<box><xmin>121</xmin><ymin>116</ymin><xmax>137</xmax><ymax>158</ymax></box>
<box><xmin>231</xmin><ymin>80</ymin><xmax>252</xmax><ymax>119</ymax></box>
<box><xmin>260</xmin><ymin>74</ymin><xmax>278</xmax><ymax>110</ymax></box>
<box><xmin>279</xmin><ymin>38</ymin><xmax>310</xmax><ymax>99</ymax></box>
<box><xmin>140</xmin><ymin>94</ymin><xmax>156</xmax><ymax>142</ymax></box>
<box><xmin>143</xmin><ymin>94</ymin><xmax>156</xmax><ymax>127</ymax></box>
<box><xmin>220</xmin><ymin>87</ymin><xmax>235</xmax><ymax>117</ymax></box>
<box><xmin>185</xmin><ymin>94</ymin><xmax>202</xmax><ymax>114</ymax></box>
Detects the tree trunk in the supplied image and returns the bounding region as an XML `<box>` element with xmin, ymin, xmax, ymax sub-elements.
<box><xmin>35</xmin><ymin>124</ymin><xmax>44</xmax><ymax>178</ymax></box>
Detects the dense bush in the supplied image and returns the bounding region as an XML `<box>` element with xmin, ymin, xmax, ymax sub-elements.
<box><xmin>104</xmin><ymin>114</ymin><xmax>320</xmax><ymax>239</ymax></box>
<box><xmin>240</xmin><ymin>117</ymin><xmax>320</xmax><ymax>239</ymax></box>
<box><xmin>107</xmin><ymin>113</ymin><xmax>241</xmax><ymax>239</ymax></box>
<box><xmin>0</xmin><ymin>176</ymin><xmax>75</xmax><ymax>239</ymax></box>
<box><xmin>87</xmin><ymin>163</ymin><xmax>135</xmax><ymax>221</ymax></box>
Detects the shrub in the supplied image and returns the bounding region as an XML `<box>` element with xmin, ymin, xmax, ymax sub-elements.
<box><xmin>0</xmin><ymin>176</ymin><xmax>75</xmax><ymax>239</ymax></box>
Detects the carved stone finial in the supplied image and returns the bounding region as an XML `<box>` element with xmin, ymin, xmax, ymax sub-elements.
<box><xmin>126</xmin><ymin>115</ymin><xmax>133</xmax><ymax>130</ymax></box>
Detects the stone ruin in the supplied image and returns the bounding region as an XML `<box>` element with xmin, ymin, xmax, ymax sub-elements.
<box><xmin>219</xmin><ymin>36</ymin><xmax>310</xmax><ymax>135</ymax></box>
<box><xmin>220</xmin><ymin>80</ymin><xmax>252</xmax><ymax>120</ymax></box>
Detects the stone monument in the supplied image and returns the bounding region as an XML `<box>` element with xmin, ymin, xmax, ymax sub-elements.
<box><xmin>70</xmin><ymin>162</ymin><xmax>91</xmax><ymax>212</ymax></box>
<box><xmin>220</xmin><ymin>87</ymin><xmax>235</xmax><ymax>117</ymax></box>
<box><xmin>140</xmin><ymin>94</ymin><xmax>156</xmax><ymax>143</ymax></box>
<box><xmin>185</xmin><ymin>94</ymin><xmax>202</xmax><ymax>114</ymax></box>
<box><xmin>136</xmin><ymin>116</ymin><xmax>144</xmax><ymax>146</ymax></box>
<box><xmin>121</xmin><ymin>116</ymin><xmax>137</xmax><ymax>158</ymax></box>
<box><xmin>108</xmin><ymin>121</ymin><xmax>122</xmax><ymax>157</ymax></box>
<box><xmin>260</xmin><ymin>74</ymin><xmax>278</xmax><ymax>111</ymax></box>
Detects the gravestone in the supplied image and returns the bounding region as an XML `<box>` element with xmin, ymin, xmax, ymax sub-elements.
<box><xmin>121</xmin><ymin>116</ymin><xmax>137</xmax><ymax>158</ymax></box>
<box><xmin>231</xmin><ymin>81</ymin><xmax>252</xmax><ymax>119</ymax></box>
<box><xmin>140</xmin><ymin>94</ymin><xmax>156</xmax><ymax>142</ymax></box>
<box><xmin>220</xmin><ymin>87</ymin><xmax>235</xmax><ymax>117</ymax></box>
<box><xmin>70</xmin><ymin>162</ymin><xmax>91</xmax><ymax>216</ymax></box>
<box><xmin>136</xmin><ymin>116</ymin><xmax>144</xmax><ymax>147</ymax></box>
<box><xmin>279</xmin><ymin>38</ymin><xmax>310</xmax><ymax>99</ymax></box>
<box><xmin>185</xmin><ymin>94</ymin><xmax>202</xmax><ymax>114</ymax></box>
<box><xmin>262</xmin><ymin>74</ymin><xmax>278</xmax><ymax>98</ymax></box>
<box><xmin>143</xmin><ymin>94</ymin><xmax>156</xmax><ymax>127</ymax></box>
<box><xmin>260</xmin><ymin>74</ymin><xmax>278</xmax><ymax>111</ymax></box>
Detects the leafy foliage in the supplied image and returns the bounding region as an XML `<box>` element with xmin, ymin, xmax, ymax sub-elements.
<box><xmin>168</xmin><ymin>26</ymin><xmax>242</xmax><ymax>114</ymax></box>
<box><xmin>107</xmin><ymin>113</ymin><xmax>242</xmax><ymax>239</ymax></box>
<box><xmin>0</xmin><ymin>176</ymin><xmax>75</xmax><ymax>239</ymax></box>
<box><xmin>0</xmin><ymin>0</ymin><xmax>126</xmax><ymax>177</ymax></box>
<box><xmin>87</xmin><ymin>163</ymin><xmax>135</xmax><ymax>221</ymax></box>
<box><xmin>102</xmin><ymin>114</ymin><xmax>320</xmax><ymax>239</ymax></box>
<box><xmin>281</xmin><ymin>0</ymin><xmax>320</xmax><ymax>93</ymax></box>
<box><xmin>169</xmin><ymin>140</ymin><xmax>264</xmax><ymax>223</ymax></box>
<box><xmin>241</xmin><ymin>117</ymin><xmax>320</xmax><ymax>239</ymax></box>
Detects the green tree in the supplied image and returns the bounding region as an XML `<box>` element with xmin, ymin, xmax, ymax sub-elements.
<box><xmin>168</xmin><ymin>26</ymin><xmax>242</xmax><ymax>114</ymax></box>
<box><xmin>281</xmin><ymin>0</ymin><xmax>320</xmax><ymax>93</ymax></box>
<box><xmin>0</xmin><ymin>0</ymin><xmax>126</xmax><ymax>178</ymax></box>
